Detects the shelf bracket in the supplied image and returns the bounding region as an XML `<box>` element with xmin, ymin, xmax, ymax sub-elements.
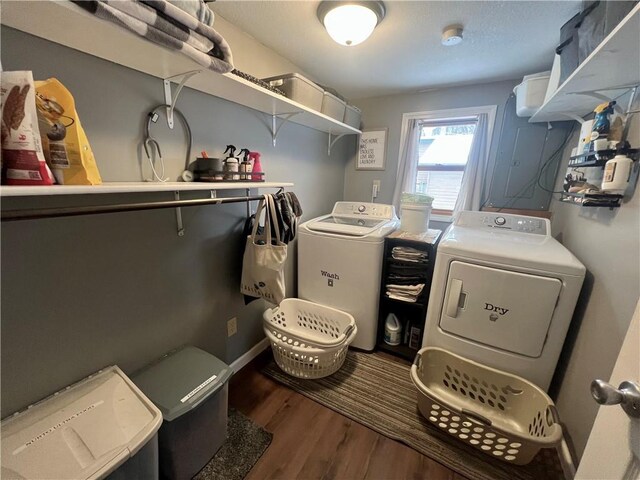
<box><xmin>163</xmin><ymin>70</ymin><xmax>201</xmax><ymax>129</ymax></box>
<box><xmin>174</xmin><ymin>191</ymin><xmax>185</xmax><ymax>237</ymax></box>
<box><xmin>328</xmin><ymin>133</ymin><xmax>347</xmax><ymax>155</ymax></box>
<box><xmin>270</xmin><ymin>112</ymin><xmax>299</xmax><ymax>146</ymax></box>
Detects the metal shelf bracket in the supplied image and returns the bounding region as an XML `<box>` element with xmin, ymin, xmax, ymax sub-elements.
<box><xmin>163</xmin><ymin>70</ymin><xmax>201</xmax><ymax>129</ymax></box>
<box><xmin>328</xmin><ymin>133</ymin><xmax>347</xmax><ymax>155</ymax></box>
<box><xmin>270</xmin><ymin>113</ymin><xmax>299</xmax><ymax>146</ymax></box>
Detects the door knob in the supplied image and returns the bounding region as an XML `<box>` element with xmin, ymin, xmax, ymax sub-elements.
<box><xmin>591</xmin><ymin>379</ymin><xmax>640</xmax><ymax>418</ymax></box>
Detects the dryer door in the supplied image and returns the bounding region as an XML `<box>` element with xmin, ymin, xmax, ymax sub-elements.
<box><xmin>439</xmin><ymin>261</ymin><xmax>562</xmax><ymax>357</ymax></box>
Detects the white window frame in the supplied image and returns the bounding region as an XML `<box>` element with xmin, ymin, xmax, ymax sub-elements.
<box><xmin>398</xmin><ymin>105</ymin><xmax>498</xmax><ymax>222</ymax></box>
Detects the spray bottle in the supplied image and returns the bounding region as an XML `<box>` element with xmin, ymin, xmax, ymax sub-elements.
<box><xmin>239</xmin><ymin>148</ymin><xmax>252</xmax><ymax>180</ymax></box>
<box><xmin>223</xmin><ymin>145</ymin><xmax>239</xmax><ymax>181</ymax></box>
<box><xmin>249</xmin><ymin>151</ymin><xmax>263</xmax><ymax>182</ymax></box>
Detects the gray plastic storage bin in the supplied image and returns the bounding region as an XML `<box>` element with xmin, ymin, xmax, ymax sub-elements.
<box><xmin>133</xmin><ymin>346</ymin><xmax>233</xmax><ymax>480</ymax></box>
<box><xmin>262</xmin><ymin>73</ymin><xmax>324</xmax><ymax>111</ymax></box>
<box><xmin>343</xmin><ymin>104</ymin><xmax>362</xmax><ymax>129</ymax></box>
<box><xmin>322</xmin><ymin>91</ymin><xmax>346</xmax><ymax>121</ymax></box>
<box><xmin>1</xmin><ymin>366</ymin><xmax>162</xmax><ymax>480</ymax></box>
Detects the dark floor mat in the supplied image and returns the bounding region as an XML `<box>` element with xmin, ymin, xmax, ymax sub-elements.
<box><xmin>193</xmin><ymin>408</ymin><xmax>272</xmax><ymax>480</ymax></box>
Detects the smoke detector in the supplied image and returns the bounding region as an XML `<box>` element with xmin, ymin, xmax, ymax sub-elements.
<box><xmin>441</xmin><ymin>25</ymin><xmax>463</xmax><ymax>46</ymax></box>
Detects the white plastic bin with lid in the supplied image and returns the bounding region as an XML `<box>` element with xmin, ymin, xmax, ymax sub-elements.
<box><xmin>1</xmin><ymin>366</ymin><xmax>162</xmax><ymax>480</ymax></box>
<box><xmin>400</xmin><ymin>193</ymin><xmax>434</xmax><ymax>234</ymax></box>
<box><xmin>132</xmin><ymin>346</ymin><xmax>233</xmax><ymax>480</ymax></box>
<box><xmin>261</xmin><ymin>73</ymin><xmax>324</xmax><ymax>112</ymax></box>
<box><xmin>343</xmin><ymin>104</ymin><xmax>362</xmax><ymax>129</ymax></box>
<box><xmin>513</xmin><ymin>71</ymin><xmax>551</xmax><ymax>117</ymax></box>
<box><xmin>321</xmin><ymin>91</ymin><xmax>346</xmax><ymax>121</ymax></box>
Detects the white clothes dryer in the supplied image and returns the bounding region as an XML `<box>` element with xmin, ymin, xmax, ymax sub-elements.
<box><xmin>422</xmin><ymin>211</ymin><xmax>585</xmax><ymax>390</ymax></box>
<box><xmin>298</xmin><ymin>202</ymin><xmax>399</xmax><ymax>350</ymax></box>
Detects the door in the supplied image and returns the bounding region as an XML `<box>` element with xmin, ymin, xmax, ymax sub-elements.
<box><xmin>439</xmin><ymin>261</ymin><xmax>562</xmax><ymax>357</ymax></box>
<box><xmin>575</xmin><ymin>299</ymin><xmax>640</xmax><ymax>479</ymax></box>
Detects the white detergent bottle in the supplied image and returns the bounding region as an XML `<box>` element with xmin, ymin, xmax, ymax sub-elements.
<box><xmin>384</xmin><ymin>313</ymin><xmax>402</xmax><ymax>346</ymax></box>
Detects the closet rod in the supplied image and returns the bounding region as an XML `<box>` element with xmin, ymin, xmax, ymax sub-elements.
<box><xmin>1</xmin><ymin>194</ymin><xmax>266</xmax><ymax>222</ymax></box>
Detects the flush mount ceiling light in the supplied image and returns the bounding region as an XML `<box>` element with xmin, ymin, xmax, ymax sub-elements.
<box><xmin>441</xmin><ymin>25</ymin><xmax>464</xmax><ymax>46</ymax></box>
<box><xmin>317</xmin><ymin>1</ymin><xmax>386</xmax><ymax>47</ymax></box>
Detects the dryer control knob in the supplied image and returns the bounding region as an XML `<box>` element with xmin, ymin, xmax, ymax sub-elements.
<box><xmin>494</xmin><ymin>216</ymin><xmax>506</xmax><ymax>226</ymax></box>
<box><xmin>358</xmin><ymin>205</ymin><xmax>366</xmax><ymax>212</ymax></box>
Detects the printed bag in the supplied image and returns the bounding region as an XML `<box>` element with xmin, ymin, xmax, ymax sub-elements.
<box><xmin>241</xmin><ymin>195</ymin><xmax>288</xmax><ymax>304</ymax></box>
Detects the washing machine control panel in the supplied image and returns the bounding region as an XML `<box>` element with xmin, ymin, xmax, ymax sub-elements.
<box><xmin>456</xmin><ymin>211</ymin><xmax>548</xmax><ymax>235</ymax></box>
<box><xmin>331</xmin><ymin>202</ymin><xmax>396</xmax><ymax>219</ymax></box>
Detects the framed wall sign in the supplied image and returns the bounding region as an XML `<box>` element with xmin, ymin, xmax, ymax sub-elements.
<box><xmin>357</xmin><ymin>128</ymin><xmax>387</xmax><ymax>170</ymax></box>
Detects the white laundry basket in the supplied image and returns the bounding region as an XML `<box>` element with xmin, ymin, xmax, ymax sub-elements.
<box><xmin>263</xmin><ymin>299</ymin><xmax>357</xmax><ymax>379</ymax></box>
<box><xmin>411</xmin><ymin>347</ymin><xmax>575</xmax><ymax>476</ymax></box>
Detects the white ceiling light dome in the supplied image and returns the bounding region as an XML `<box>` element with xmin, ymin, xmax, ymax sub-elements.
<box><xmin>317</xmin><ymin>1</ymin><xmax>386</xmax><ymax>47</ymax></box>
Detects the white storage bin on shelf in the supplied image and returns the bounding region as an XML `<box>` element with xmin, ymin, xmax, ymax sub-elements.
<box><xmin>262</xmin><ymin>73</ymin><xmax>324</xmax><ymax>112</ymax></box>
<box><xmin>513</xmin><ymin>72</ymin><xmax>551</xmax><ymax>117</ymax></box>
<box><xmin>344</xmin><ymin>104</ymin><xmax>362</xmax><ymax>129</ymax></box>
<box><xmin>411</xmin><ymin>347</ymin><xmax>574</xmax><ymax>475</ymax></box>
<box><xmin>263</xmin><ymin>299</ymin><xmax>357</xmax><ymax>379</ymax></box>
<box><xmin>321</xmin><ymin>91</ymin><xmax>346</xmax><ymax>121</ymax></box>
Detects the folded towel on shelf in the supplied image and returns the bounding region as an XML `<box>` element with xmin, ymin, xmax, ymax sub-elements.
<box><xmin>391</xmin><ymin>246</ymin><xmax>428</xmax><ymax>263</ymax></box>
<box><xmin>386</xmin><ymin>283</ymin><xmax>425</xmax><ymax>303</ymax></box>
<box><xmin>166</xmin><ymin>0</ymin><xmax>215</xmax><ymax>27</ymax></box>
<box><xmin>105</xmin><ymin>0</ymin><xmax>215</xmax><ymax>53</ymax></box>
<box><xmin>72</xmin><ymin>0</ymin><xmax>233</xmax><ymax>74</ymax></box>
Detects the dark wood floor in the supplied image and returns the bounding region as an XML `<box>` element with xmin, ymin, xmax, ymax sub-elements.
<box><xmin>229</xmin><ymin>352</ymin><xmax>469</xmax><ymax>480</ymax></box>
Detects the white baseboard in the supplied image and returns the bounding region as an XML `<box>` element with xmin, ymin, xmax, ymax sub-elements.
<box><xmin>229</xmin><ymin>337</ymin><xmax>270</xmax><ymax>373</ymax></box>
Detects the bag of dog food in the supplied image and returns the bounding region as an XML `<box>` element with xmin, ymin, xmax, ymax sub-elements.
<box><xmin>1</xmin><ymin>71</ymin><xmax>54</xmax><ymax>185</ymax></box>
<box><xmin>35</xmin><ymin>78</ymin><xmax>102</xmax><ymax>185</ymax></box>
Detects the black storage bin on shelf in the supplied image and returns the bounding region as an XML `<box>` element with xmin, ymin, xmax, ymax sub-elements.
<box><xmin>556</xmin><ymin>1</ymin><xmax>637</xmax><ymax>84</ymax></box>
<box><xmin>577</xmin><ymin>1</ymin><xmax>638</xmax><ymax>64</ymax></box>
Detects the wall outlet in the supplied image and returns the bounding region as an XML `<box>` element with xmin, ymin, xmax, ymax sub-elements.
<box><xmin>227</xmin><ymin>317</ymin><xmax>237</xmax><ymax>337</ymax></box>
<box><xmin>372</xmin><ymin>180</ymin><xmax>381</xmax><ymax>199</ymax></box>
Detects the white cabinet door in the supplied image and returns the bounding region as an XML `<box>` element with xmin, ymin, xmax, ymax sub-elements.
<box><xmin>575</xmin><ymin>299</ymin><xmax>640</xmax><ymax>479</ymax></box>
<box><xmin>439</xmin><ymin>261</ymin><xmax>562</xmax><ymax>357</ymax></box>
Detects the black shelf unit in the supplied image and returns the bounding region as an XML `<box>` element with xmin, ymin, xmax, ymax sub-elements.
<box><xmin>568</xmin><ymin>148</ymin><xmax>638</xmax><ymax>168</ymax></box>
<box><xmin>560</xmin><ymin>191</ymin><xmax>623</xmax><ymax>208</ymax></box>
<box><xmin>376</xmin><ymin>230</ymin><xmax>441</xmax><ymax>361</ymax></box>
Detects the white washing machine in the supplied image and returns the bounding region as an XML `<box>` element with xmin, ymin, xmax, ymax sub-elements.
<box><xmin>298</xmin><ymin>202</ymin><xmax>399</xmax><ymax>350</ymax></box>
<box><xmin>423</xmin><ymin>211</ymin><xmax>585</xmax><ymax>390</ymax></box>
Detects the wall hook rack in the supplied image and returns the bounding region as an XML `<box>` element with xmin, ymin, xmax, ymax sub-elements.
<box><xmin>328</xmin><ymin>133</ymin><xmax>347</xmax><ymax>155</ymax></box>
<box><xmin>163</xmin><ymin>70</ymin><xmax>202</xmax><ymax>129</ymax></box>
<box><xmin>270</xmin><ymin>112</ymin><xmax>300</xmax><ymax>146</ymax></box>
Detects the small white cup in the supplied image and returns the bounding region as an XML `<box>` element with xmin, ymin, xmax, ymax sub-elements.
<box><xmin>594</xmin><ymin>138</ymin><xmax>609</xmax><ymax>151</ymax></box>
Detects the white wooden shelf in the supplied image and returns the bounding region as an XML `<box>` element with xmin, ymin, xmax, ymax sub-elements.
<box><xmin>0</xmin><ymin>181</ymin><xmax>293</xmax><ymax>197</ymax></box>
<box><xmin>1</xmin><ymin>0</ymin><xmax>360</xmax><ymax>137</ymax></box>
<box><xmin>530</xmin><ymin>4</ymin><xmax>640</xmax><ymax>123</ymax></box>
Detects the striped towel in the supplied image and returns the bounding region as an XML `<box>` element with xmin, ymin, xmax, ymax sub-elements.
<box><xmin>73</xmin><ymin>0</ymin><xmax>233</xmax><ymax>74</ymax></box>
<box><xmin>166</xmin><ymin>0</ymin><xmax>215</xmax><ymax>27</ymax></box>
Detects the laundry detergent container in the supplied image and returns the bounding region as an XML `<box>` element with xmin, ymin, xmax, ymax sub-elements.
<box><xmin>133</xmin><ymin>346</ymin><xmax>233</xmax><ymax>480</ymax></box>
<box><xmin>1</xmin><ymin>366</ymin><xmax>162</xmax><ymax>480</ymax></box>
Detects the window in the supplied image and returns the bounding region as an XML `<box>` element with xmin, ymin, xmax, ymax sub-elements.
<box><xmin>396</xmin><ymin>106</ymin><xmax>497</xmax><ymax>219</ymax></box>
<box><xmin>416</xmin><ymin>120</ymin><xmax>477</xmax><ymax>212</ymax></box>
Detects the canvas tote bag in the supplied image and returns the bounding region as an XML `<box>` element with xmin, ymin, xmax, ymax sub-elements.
<box><xmin>241</xmin><ymin>194</ymin><xmax>288</xmax><ymax>304</ymax></box>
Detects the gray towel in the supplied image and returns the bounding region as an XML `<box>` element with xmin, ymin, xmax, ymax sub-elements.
<box><xmin>72</xmin><ymin>1</ymin><xmax>233</xmax><ymax>74</ymax></box>
<box><xmin>167</xmin><ymin>0</ymin><xmax>215</xmax><ymax>27</ymax></box>
<box><xmin>105</xmin><ymin>0</ymin><xmax>215</xmax><ymax>53</ymax></box>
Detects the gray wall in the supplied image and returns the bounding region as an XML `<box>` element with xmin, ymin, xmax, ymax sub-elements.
<box><xmin>344</xmin><ymin>80</ymin><xmax>518</xmax><ymax>209</ymax></box>
<box><xmin>0</xmin><ymin>28</ymin><xmax>354</xmax><ymax>416</ymax></box>
<box><xmin>549</xmin><ymin>100</ymin><xmax>640</xmax><ymax>459</ymax></box>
